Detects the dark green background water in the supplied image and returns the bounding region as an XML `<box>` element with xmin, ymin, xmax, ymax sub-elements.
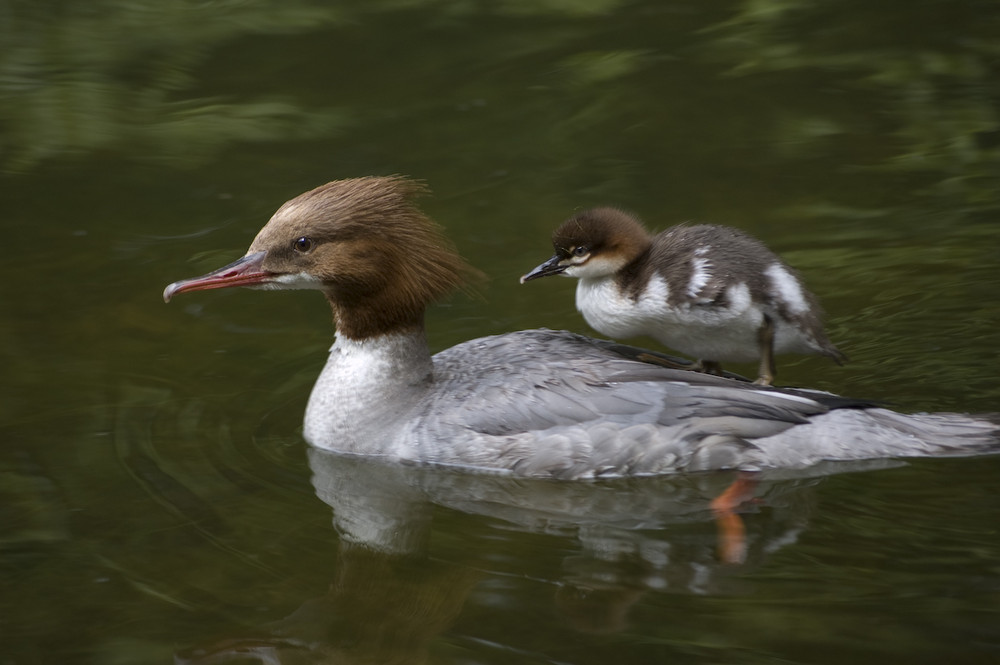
<box><xmin>2</xmin><ymin>1</ymin><xmax>998</xmax><ymax>663</ymax></box>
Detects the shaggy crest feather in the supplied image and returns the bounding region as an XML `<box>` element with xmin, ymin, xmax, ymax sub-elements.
<box><xmin>249</xmin><ymin>176</ymin><xmax>479</xmax><ymax>338</ymax></box>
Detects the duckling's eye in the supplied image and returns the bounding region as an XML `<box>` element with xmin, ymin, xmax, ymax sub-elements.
<box><xmin>293</xmin><ymin>237</ymin><xmax>314</xmax><ymax>253</ymax></box>
<box><xmin>572</xmin><ymin>246</ymin><xmax>589</xmax><ymax>257</ymax></box>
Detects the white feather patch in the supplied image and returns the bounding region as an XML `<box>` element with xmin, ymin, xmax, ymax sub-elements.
<box><xmin>764</xmin><ymin>263</ymin><xmax>809</xmax><ymax>314</ymax></box>
<box><xmin>256</xmin><ymin>271</ymin><xmax>325</xmax><ymax>290</ymax></box>
<box><xmin>687</xmin><ymin>247</ymin><xmax>713</xmax><ymax>300</ymax></box>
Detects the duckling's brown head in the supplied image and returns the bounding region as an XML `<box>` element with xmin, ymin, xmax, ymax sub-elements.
<box><xmin>521</xmin><ymin>207</ymin><xmax>652</xmax><ymax>283</ymax></box>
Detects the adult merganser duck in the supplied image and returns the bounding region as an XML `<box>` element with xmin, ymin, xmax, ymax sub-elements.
<box><xmin>521</xmin><ymin>208</ymin><xmax>845</xmax><ymax>385</ymax></box>
<box><xmin>164</xmin><ymin>177</ymin><xmax>997</xmax><ymax>480</ymax></box>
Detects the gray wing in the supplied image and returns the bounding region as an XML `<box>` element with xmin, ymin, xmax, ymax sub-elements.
<box><xmin>419</xmin><ymin>330</ymin><xmax>839</xmax><ymax>478</ymax></box>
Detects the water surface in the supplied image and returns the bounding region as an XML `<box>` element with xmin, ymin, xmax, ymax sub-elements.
<box><xmin>2</xmin><ymin>1</ymin><xmax>998</xmax><ymax>663</ymax></box>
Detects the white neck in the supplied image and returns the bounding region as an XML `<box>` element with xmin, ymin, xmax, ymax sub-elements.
<box><xmin>303</xmin><ymin>330</ymin><xmax>433</xmax><ymax>455</ymax></box>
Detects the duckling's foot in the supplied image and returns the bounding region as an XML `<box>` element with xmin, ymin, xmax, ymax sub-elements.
<box><xmin>709</xmin><ymin>471</ymin><xmax>760</xmax><ymax>565</ymax></box>
<box><xmin>699</xmin><ymin>360</ymin><xmax>726</xmax><ymax>376</ymax></box>
<box><xmin>635</xmin><ymin>352</ymin><xmax>697</xmax><ymax>371</ymax></box>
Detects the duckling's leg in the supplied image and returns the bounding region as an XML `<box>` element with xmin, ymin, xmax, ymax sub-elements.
<box><xmin>709</xmin><ymin>471</ymin><xmax>759</xmax><ymax>565</ymax></box>
<box><xmin>754</xmin><ymin>315</ymin><xmax>776</xmax><ymax>386</ymax></box>
<box><xmin>700</xmin><ymin>360</ymin><xmax>725</xmax><ymax>376</ymax></box>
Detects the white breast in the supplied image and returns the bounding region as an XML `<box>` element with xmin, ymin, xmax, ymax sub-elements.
<box><xmin>575</xmin><ymin>274</ymin><xmax>766</xmax><ymax>362</ymax></box>
<box><xmin>304</xmin><ymin>333</ymin><xmax>433</xmax><ymax>455</ymax></box>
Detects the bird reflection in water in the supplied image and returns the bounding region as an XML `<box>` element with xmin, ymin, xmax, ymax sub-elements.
<box><xmin>177</xmin><ymin>451</ymin><xmax>901</xmax><ymax>664</ymax></box>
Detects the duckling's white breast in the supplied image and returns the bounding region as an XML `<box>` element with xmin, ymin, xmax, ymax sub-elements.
<box><xmin>575</xmin><ymin>274</ymin><xmax>671</xmax><ymax>340</ymax></box>
<box><xmin>575</xmin><ymin>275</ymin><xmax>765</xmax><ymax>361</ymax></box>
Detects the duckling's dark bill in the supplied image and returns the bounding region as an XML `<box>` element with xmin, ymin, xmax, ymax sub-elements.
<box><xmin>520</xmin><ymin>255</ymin><xmax>566</xmax><ymax>283</ymax></box>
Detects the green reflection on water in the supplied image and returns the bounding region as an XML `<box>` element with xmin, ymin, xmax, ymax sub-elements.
<box><xmin>1</xmin><ymin>0</ymin><xmax>998</xmax><ymax>663</ymax></box>
<box><xmin>0</xmin><ymin>0</ymin><xmax>347</xmax><ymax>170</ymax></box>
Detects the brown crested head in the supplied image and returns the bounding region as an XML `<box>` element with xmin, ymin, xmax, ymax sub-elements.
<box><xmin>166</xmin><ymin>176</ymin><xmax>479</xmax><ymax>339</ymax></box>
<box><xmin>551</xmin><ymin>207</ymin><xmax>652</xmax><ymax>261</ymax></box>
<box><xmin>254</xmin><ymin>176</ymin><xmax>479</xmax><ymax>338</ymax></box>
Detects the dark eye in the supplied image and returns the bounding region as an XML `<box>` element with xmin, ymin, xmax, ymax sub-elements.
<box><xmin>573</xmin><ymin>246</ymin><xmax>589</xmax><ymax>257</ymax></box>
<box><xmin>293</xmin><ymin>237</ymin><xmax>313</xmax><ymax>253</ymax></box>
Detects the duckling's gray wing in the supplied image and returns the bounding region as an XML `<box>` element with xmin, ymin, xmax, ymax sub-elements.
<box><xmin>421</xmin><ymin>330</ymin><xmax>998</xmax><ymax>479</ymax></box>
<box><xmin>420</xmin><ymin>330</ymin><xmax>842</xmax><ymax>478</ymax></box>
